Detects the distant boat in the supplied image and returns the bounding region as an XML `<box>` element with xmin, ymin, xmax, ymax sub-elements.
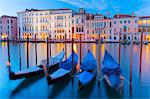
<box><xmin>121</xmin><ymin>41</ymin><xmax>130</xmax><ymax>45</ymax></box>
<box><xmin>44</xmin><ymin>50</ymin><xmax>78</xmax><ymax>85</ymax></box>
<box><xmin>143</xmin><ymin>41</ymin><xmax>148</xmax><ymax>45</ymax></box>
<box><xmin>126</xmin><ymin>41</ymin><xmax>130</xmax><ymax>45</ymax></box>
<box><xmin>102</xmin><ymin>50</ymin><xmax>124</xmax><ymax>89</ymax></box>
<box><xmin>133</xmin><ymin>41</ymin><xmax>140</xmax><ymax>45</ymax></box>
<box><xmin>7</xmin><ymin>50</ymin><xmax>65</xmax><ymax>80</ymax></box>
<box><xmin>78</xmin><ymin>50</ymin><xmax>97</xmax><ymax>89</ymax></box>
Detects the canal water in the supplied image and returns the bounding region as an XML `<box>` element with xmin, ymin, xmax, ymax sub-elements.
<box><xmin>0</xmin><ymin>42</ymin><xmax>150</xmax><ymax>99</ymax></box>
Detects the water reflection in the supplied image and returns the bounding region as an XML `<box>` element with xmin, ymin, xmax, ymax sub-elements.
<box><xmin>0</xmin><ymin>42</ymin><xmax>150</xmax><ymax>98</ymax></box>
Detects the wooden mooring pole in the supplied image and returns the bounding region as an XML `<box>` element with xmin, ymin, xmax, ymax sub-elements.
<box><xmin>139</xmin><ymin>31</ymin><xmax>143</xmax><ymax>77</ymax></box>
<box><xmin>98</xmin><ymin>33</ymin><xmax>101</xmax><ymax>82</ymax></box>
<box><xmin>130</xmin><ymin>34</ymin><xmax>133</xmax><ymax>96</ymax></box>
<box><xmin>79</xmin><ymin>34</ymin><xmax>82</xmax><ymax>66</ymax></box>
<box><xmin>35</xmin><ymin>34</ymin><xmax>37</xmax><ymax>66</ymax></box>
<box><xmin>65</xmin><ymin>33</ymin><xmax>67</xmax><ymax>60</ymax></box>
<box><xmin>27</xmin><ymin>37</ymin><xmax>29</xmax><ymax>68</ymax></box>
<box><xmin>47</xmin><ymin>37</ymin><xmax>49</xmax><ymax>67</ymax></box>
<box><xmin>49</xmin><ymin>34</ymin><xmax>51</xmax><ymax>58</ymax></box>
<box><xmin>118</xmin><ymin>32</ymin><xmax>121</xmax><ymax>64</ymax></box>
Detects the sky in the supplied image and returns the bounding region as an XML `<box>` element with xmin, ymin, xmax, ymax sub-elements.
<box><xmin>0</xmin><ymin>0</ymin><xmax>150</xmax><ymax>17</ymax></box>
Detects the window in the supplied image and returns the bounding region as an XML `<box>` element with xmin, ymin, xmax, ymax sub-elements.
<box><xmin>114</xmin><ymin>28</ymin><xmax>116</xmax><ymax>32</ymax></box>
<box><xmin>135</xmin><ymin>20</ymin><xmax>137</xmax><ymax>23</ymax></box>
<box><xmin>11</xmin><ymin>20</ymin><xmax>13</xmax><ymax>23</ymax></box>
<box><xmin>114</xmin><ymin>21</ymin><xmax>116</xmax><ymax>24</ymax></box>
<box><xmin>76</xmin><ymin>19</ymin><xmax>78</xmax><ymax>24</ymax></box>
<box><xmin>128</xmin><ymin>20</ymin><xmax>130</xmax><ymax>24</ymax></box>
<box><xmin>147</xmin><ymin>20</ymin><xmax>150</xmax><ymax>24</ymax></box>
<box><xmin>124</xmin><ymin>20</ymin><xmax>126</xmax><ymax>23</ymax></box>
<box><xmin>110</xmin><ymin>36</ymin><xmax>111</xmax><ymax>39</ymax></box>
<box><xmin>120</xmin><ymin>21</ymin><xmax>122</xmax><ymax>24</ymax></box>
<box><xmin>128</xmin><ymin>28</ymin><xmax>130</xmax><ymax>33</ymax></box>
<box><xmin>128</xmin><ymin>37</ymin><xmax>130</xmax><ymax>40</ymax></box>
<box><xmin>114</xmin><ymin>36</ymin><xmax>116</xmax><ymax>40</ymax></box>
<box><xmin>138</xmin><ymin>20</ymin><xmax>142</xmax><ymax>25</ymax></box>
<box><xmin>143</xmin><ymin>20</ymin><xmax>146</xmax><ymax>24</ymax></box>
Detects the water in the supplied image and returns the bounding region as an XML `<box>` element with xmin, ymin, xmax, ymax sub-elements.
<box><xmin>0</xmin><ymin>42</ymin><xmax>150</xmax><ymax>99</ymax></box>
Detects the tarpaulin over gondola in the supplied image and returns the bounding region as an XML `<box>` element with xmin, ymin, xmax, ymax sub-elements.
<box><xmin>61</xmin><ymin>50</ymin><xmax>78</xmax><ymax>70</ymax></box>
<box><xmin>102</xmin><ymin>50</ymin><xmax>121</xmax><ymax>75</ymax></box>
<box><xmin>80</xmin><ymin>51</ymin><xmax>97</xmax><ymax>71</ymax></box>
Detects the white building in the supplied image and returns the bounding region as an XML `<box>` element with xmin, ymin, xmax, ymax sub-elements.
<box><xmin>17</xmin><ymin>9</ymin><xmax>73</xmax><ymax>40</ymax></box>
<box><xmin>72</xmin><ymin>10</ymin><xmax>87</xmax><ymax>40</ymax></box>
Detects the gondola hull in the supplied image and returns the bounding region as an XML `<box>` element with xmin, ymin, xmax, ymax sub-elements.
<box><xmin>10</xmin><ymin>64</ymin><xmax>59</xmax><ymax>80</ymax></box>
<box><xmin>9</xmin><ymin>50</ymin><xmax>65</xmax><ymax>80</ymax></box>
<box><xmin>78</xmin><ymin>71</ymin><xmax>96</xmax><ymax>89</ymax></box>
<box><xmin>104</xmin><ymin>74</ymin><xmax>124</xmax><ymax>90</ymax></box>
<box><xmin>45</xmin><ymin>50</ymin><xmax>78</xmax><ymax>85</ymax></box>
<box><xmin>47</xmin><ymin>69</ymin><xmax>71</xmax><ymax>85</ymax></box>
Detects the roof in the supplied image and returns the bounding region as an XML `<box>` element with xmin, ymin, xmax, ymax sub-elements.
<box><xmin>1</xmin><ymin>15</ymin><xmax>17</xmax><ymax>18</ymax></box>
<box><xmin>18</xmin><ymin>8</ymin><xmax>72</xmax><ymax>13</ymax></box>
<box><xmin>114</xmin><ymin>14</ymin><xmax>135</xmax><ymax>18</ymax></box>
<box><xmin>140</xmin><ymin>16</ymin><xmax>150</xmax><ymax>19</ymax></box>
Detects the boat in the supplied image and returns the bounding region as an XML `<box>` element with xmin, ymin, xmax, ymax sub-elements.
<box><xmin>143</xmin><ymin>41</ymin><xmax>148</xmax><ymax>45</ymax></box>
<box><xmin>78</xmin><ymin>50</ymin><xmax>97</xmax><ymax>89</ymax></box>
<box><xmin>102</xmin><ymin>50</ymin><xmax>124</xmax><ymax>90</ymax></box>
<box><xmin>44</xmin><ymin>50</ymin><xmax>78</xmax><ymax>85</ymax></box>
<box><xmin>126</xmin><ymin>41</ymin><xmax>130</xmax><ymax>45</ymax></box>
<box><xmin>133</xmin><ymin>41</ymin><xmax>140</xmax><ymax>45</ymax></box>
<box><xmin>7</xmin><ymin>50</ymin><xmax>65</xmax><ymax>80</ymax></box>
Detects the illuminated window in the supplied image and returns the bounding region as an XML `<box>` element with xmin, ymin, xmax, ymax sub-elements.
<box><xmin>138</xmin><ymin>20</ymin><xmax>142</xmax><ymax>25</ymax></box>
<box><xmin>128</xmin><ymin>28</ymin><xmax>130</xmax><ymax>33</ymax></box>
<box><xmin>143</xmin><ymin>20</ymin><xmax>146</xmax><ymax>24</ymax></box>
<box><xmin>147</xmin><ymin>20</ymin><xmax>150</xmax><ymax>25</ymax></box>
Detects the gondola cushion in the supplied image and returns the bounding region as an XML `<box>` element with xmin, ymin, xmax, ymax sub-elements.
<box><xmin>78</xmin><ymin>71</ymin><xmax>94</xmax><ymax>85</ymax></box>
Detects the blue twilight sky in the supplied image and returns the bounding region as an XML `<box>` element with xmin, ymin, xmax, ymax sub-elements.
<box><xmin>0</xmin><ymin>0</ymin><xmax>150</xmax><ymax>17</ymax></box>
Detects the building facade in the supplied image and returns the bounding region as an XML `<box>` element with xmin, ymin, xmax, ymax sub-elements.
<box><xmin>138</xmin><ymin>16</ymin><xmax>150</xmax><ymax>42</ymax></box>
<box><xmin>86</xmin><ymin>14</ymin><xmax>112</xmax><ymax>41</ymax></box>
<box><xmin>72</xmin><ymin>9</ymin><xmax>87</xmax><ymax>40</ymax></box>
<box><xmin>17</xmin><ymin>9</ymin><xmax>73</xmax><ymax>40</ymax></box>
<box><xmin>0</xmin><ymin>15</ymin><xmax>17</xmax><ymax>40</ymax></box>
<box><xmin>111</xmin><ymin>14</ymin><xmax>139</xmax><ymax>42</ymax></box>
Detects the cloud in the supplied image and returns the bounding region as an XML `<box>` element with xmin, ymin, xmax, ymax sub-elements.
<box><xmin>58</xmin><ymin>0</ymin><xmax>108</xmax><ymax>10</ymax></box>
<box><xmin>135</xmin><ymin>6</ymin><xmax>150</xmax><ymax>16</ymax></box>
<box><xmin>135</xmin><ymin>0</ymin><xmax>150</xmax><ymax>16</ymax></box>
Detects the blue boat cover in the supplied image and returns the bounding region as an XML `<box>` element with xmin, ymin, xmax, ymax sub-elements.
<box><xmin>102</xmin><ymin>50</ymin><xmax>119</xmax><ymax>69</ymax></box>
<box><xmin>106</xmin><ymin>74</ymin><xmax>121</xmax><ymax>88</ymax></box>
<box><xmin>102</xmin><ymin>50</ymin><xmax>121</xmax><ymax>75</ymax></box>
<box><xmin>81</xmin><ymin>51</ymin><xmax>97</xmax><ymax>71</ymax></box>
<box><xmin>50</xmin><ymin>68</ymin><xmax>70</xmax><ymax>79</ymax></box>
<box><xmin>61</xmin><ymin>51</ymin><xmax>78</xmax><ymax>70</ymax></box>
<box><xmin>78</xmin><ymin>71</ymin><xmax>94</xmax><ymax>85</ymax></box>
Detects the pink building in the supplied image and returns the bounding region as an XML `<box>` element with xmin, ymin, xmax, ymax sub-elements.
<box><xmin>86</xmin><ymin>14</ymin><xmax>112</xmax><ymax>41</ymax></box>
<box><xmin>0</xmin><ymin>15</ymin><xmax>17</xmax><ymax>40</ymax></box>
<box><xmin>111</xmin><ymin>14</ymin><xmax>139</xmax><ymax>42</ymax></box>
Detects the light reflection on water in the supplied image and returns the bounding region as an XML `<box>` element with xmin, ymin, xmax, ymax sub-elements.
<box><xmin>0</xmin><ymin>42</ymin><xmax>150</xmax><ymax>98</ymax></box>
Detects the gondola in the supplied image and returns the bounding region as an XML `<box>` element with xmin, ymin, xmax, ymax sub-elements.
<box><xmin>7</xmin><ymin>50</ymin><xmax>65</xmax><ymax>80</ymax></box>
<box><xmin>133</xmin><ymin>41</ymin><xmax>140</xmax><ymax>45</ymax></box>
<box><xmin>78</xmin><ymin>50</ymin><xmax>97</xmax><ymax>89</ymax></box>
<box><xmin>102</xmin><ymin>50</ymin><xmax>124</xmax><ymax>90</ymax></box>
<box><xmin>126</xmin><ymin>41</ymin><xmax>130</xmax><ymax>45</ymax></box>
<box><xmin>143</xmin><ymin>41</ymin><xmax>148</xmax><ymax>45</ymax></box>
<box><xmin>44</xmin><ymin>50</ymin><xmax>78</xmax><ymax>85</ymax></box>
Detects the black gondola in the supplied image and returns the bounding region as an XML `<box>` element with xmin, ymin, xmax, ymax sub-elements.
<box><xmin>7</xmin><ymin>50</ymin><xmax>65</xmax><ymax>80</ymax></box>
